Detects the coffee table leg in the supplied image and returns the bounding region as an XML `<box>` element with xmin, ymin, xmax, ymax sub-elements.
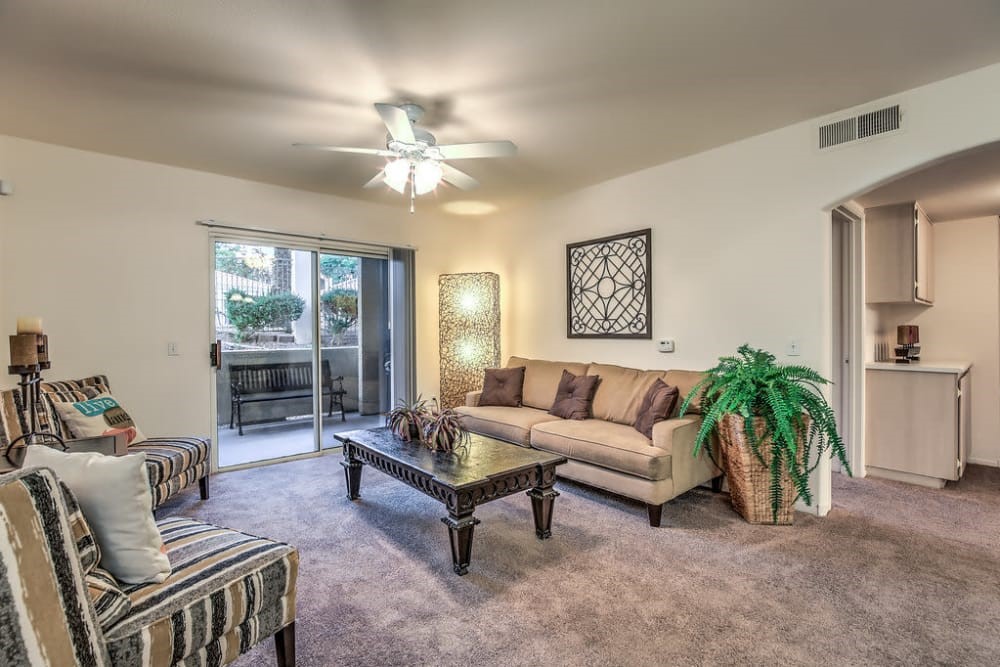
<box><xmin>341</xmin><ymin>444</ymin><xmax>363</xmax><ymax>501</ymax></box>
<box><xmin>527</xmin><ymin>485</ymin><xmax>559</xmax><ymax>539</ymax></box>
<box><xmin>441</xmin><ymin>512</ymin><xmax>480</xmax><ymax>576</ymax></box>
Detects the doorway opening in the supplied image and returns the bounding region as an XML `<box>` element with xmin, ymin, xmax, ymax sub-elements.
<box><xmin>211</xmin><ymin>238</ymin><xmax>396</xmax><ymax>468</ymax></box>
<box><xmin>831</xmin><ymin>206</ymin><xmax>863</xmax><ymax>476</ymax></box>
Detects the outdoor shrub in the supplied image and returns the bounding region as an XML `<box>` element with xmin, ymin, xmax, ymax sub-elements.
<box><xmin>226</xmin><ymin>288</ymin><xmax>305</xmax><ymax>341</ymax></box>
<box><xmin>321</xmin><ymin>288</ymin><xmax>358</xmax><ymax>334</ymax></box>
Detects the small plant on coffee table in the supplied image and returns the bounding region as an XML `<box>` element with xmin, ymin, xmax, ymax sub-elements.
<box><xmin>386</xmin><ymin>396</ymin><xmax>432</xmax><ymax>442</ymax></box>
<box><xmin>423</xmin><ymin>403</ymin><xmax>470</xmax><ymax>453</ymax></box>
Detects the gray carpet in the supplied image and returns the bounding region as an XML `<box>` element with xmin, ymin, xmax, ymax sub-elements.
<box><xmin>160</xmin><ymin>456</ymin><xmax>1000</xmax><ymax>666</ymax></box>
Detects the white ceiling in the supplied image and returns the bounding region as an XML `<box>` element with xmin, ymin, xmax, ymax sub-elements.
<box><xmin>857</xmin><ymin>141</ymin><xmax>1000</xmax><ymax>221</ymax></box>
<box><xmin>2</xmin><ymin>1</ymin><xmax>1000</xmax><ymax>214</ymax></box>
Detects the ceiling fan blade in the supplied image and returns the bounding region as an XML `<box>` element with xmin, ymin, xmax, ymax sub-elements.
<box><xmin>440</xmin><ymin>163</ymin><xmax>480</xmax><ymax>191</ymax></box>
<box><xmin>436</xmin><ymin>140</ymin><xmax>517</xmax><ymax>160</ymax></box>
<box><xmin>362</xmin><ymin>171</ymin><xmax>386</xmax><ymax>189</ymax></box>
<box><xmin>292</xmin><ymin>143</ymin><xmax>395</xmax><ymax>157</ymax></box>
<box><xmin>374</xmin><ymin>103</ymin><xmax>416</xmax><ymax>144</ymax></box>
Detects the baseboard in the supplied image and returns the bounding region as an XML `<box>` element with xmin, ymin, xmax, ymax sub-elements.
<box><xmin>794</xmin><ymin>499</ymin><xmax>830</xmax><ymax>517</ymax></box>
<box><xmin>866</xmin><ymin>466</ymin><xmax>946</xmax><ymax>489</ymax></box>
<box><xmin>968</xmin><ymin>457</ymin><xmax>1000</xmax><ymax>468</ymax></box>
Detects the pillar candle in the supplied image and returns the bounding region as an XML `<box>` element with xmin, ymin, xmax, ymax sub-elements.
<box><xmin>9</xmin><ymin>334</ymin><xmax>39</xmax><ymax>366</ymax></box>
<box><xmin>16</xmin><ymin>317</ymin><xmax>43</xmax><ymax>334</ymax></box>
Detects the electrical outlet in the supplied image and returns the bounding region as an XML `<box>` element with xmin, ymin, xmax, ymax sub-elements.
<box><xmin>657</xmin><ymin>339</ymin><xmax>675</xmax><ymax>353</ymax></box>
<box><xmin>786</xmin><ymin>340</ymin><xmax>801</xmax><ymax>356</ymax></box>
<box><xmin>167</xmin><ymin>342</ymin><xmax>180</xmax><ymax>356</ymax></box>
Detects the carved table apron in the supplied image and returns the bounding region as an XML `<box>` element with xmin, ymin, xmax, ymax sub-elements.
<box><xmin>335</xmin><ymin>428</ymin><xmax>567</xmax><ymax>576</ymax></box>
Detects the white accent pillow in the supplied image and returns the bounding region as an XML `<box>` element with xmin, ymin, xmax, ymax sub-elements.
<box><xmin>51</xmin><ymin>393</ymin><xmax>148</xmax><ymax>445</ymax></box>
<box><xmin>23</xmin><ymin>446</ymin><xmax>171</xmax><ymax>584</ymax></box>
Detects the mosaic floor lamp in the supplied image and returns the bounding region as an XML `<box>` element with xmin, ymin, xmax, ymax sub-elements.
<box><xmin>439</xmin><ymin>273</ymin><xmax>500</xmax><ymax>409</ymax></box>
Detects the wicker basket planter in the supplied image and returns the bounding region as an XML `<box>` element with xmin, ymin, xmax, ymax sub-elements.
<box><xmin>717</xmin><ymin>413</ymin><xmax>807</xmax><ymax>525</ymax></box>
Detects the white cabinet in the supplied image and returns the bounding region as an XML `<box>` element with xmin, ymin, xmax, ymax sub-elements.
<box><xmin>865</xmin><ymin>363</ymin><xmax>970</xmax><ymax>487</ymax></box>
<box><xmin>865</xmin><ymin>202</ymin><xmax>934</xmax><ymax>304</ymax></box>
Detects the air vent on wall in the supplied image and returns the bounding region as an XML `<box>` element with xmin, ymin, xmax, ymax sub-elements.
<box><xmin>819</xmin><ymin>104</ymin><xmax>901</xmax><ymax>149</ymax></box>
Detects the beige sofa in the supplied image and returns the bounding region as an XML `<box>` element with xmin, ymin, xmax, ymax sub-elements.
<box><xmin>456</xmin><ymin>356</ymin><xmax>721</xmax><ymax>526</ymax></box>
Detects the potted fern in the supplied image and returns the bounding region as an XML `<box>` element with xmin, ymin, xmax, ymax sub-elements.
<box><xmin>680</xmin><ymin>345</ymin><xmax>850</xmax><ymax>524</ymax></box>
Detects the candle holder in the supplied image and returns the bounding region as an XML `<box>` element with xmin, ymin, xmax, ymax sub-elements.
<box><xmin>894</xmin><ymin>325</ymin><xmax>921</xmax><ymax>364</ymax></box>
<box><xmin>5</xmin><ymin>333</ymin><xmax>65</xmax><ymax>466</ymax></box>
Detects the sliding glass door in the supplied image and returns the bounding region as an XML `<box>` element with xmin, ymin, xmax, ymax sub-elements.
<box><xmin>212</xmin><ymin>239</ymin><xmax>393</xmax><ymax>468</ymax></box>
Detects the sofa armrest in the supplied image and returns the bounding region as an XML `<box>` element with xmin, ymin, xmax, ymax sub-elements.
<box><xmin>466</xmin><ymin>391</ymin><xmax>483</xmax><ymax>407</ymax></box>
<box><xmin>652</xmin><ymin>416</ymin><xmax>721</xmax><ymax>495</ymax></box>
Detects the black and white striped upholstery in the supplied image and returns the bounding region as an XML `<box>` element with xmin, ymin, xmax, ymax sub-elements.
<box><xmin>30</xmin><ymin>376</ymin><xmax>213</xmax><ymax>511</ymax></box>
<box><xmin>105</xmin><ymin>518</ymin><xmax>298</xmax><ymax>666</ymax></box>
<box><xmin>0</xmin><ymin>468</ymin><xmax>298</xmax><ymax>667</ymax></box>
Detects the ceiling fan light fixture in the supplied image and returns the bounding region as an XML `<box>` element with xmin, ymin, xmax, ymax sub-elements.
<box><xmin>414</xmin><ymin>160</ymin><xmax>443</xmax><ymax>196</ymax></box>
<box><xmin>383</xmin><ymin>158</ymin><xmax>410</xmax><ymax>193</ymax></box>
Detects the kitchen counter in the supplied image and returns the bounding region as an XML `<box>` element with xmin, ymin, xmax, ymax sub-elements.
<box><xmin>866</xmin><ymin>361</ymin><xmax>971</xmax><ymax>375</ymax></box>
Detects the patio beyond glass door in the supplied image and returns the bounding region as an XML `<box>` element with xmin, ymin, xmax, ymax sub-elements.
<box><xmin>215</xmin><ymin>242</ymin><xmax>320</xmax><ymax>467</ymax></box>
<box><xmin>213</xmin><ymin>240</ymin><xmax>390</xmax><ymax>468</ymax></box>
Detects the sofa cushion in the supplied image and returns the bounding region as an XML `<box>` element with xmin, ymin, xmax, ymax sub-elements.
<box><xmin>549</xmin><ymin>370</ymin><xmax>600</xmax><ymax>420</ymax></box>
<box><xmin>480</xmin><ymin>366</ymin><xmax>526</xmax><ymax>407</ymax></box>
<box><xmin>59</xmin><ymin>480</ymin><xmax>101</xmax><ymax>575</ymax></box>
<box><xmin>86</xmin><ymin>566</ymin><xmax>132</xmax><ymax>632</ymax></box>
<box><xmin>588</xmin><ymin>363</ymin><xmax>669</xmax><ymax>425</ymax></box>
<box><xmin>531</xmin><ymin>419</ymin><xmax>672</xmax><ymax>481</ymax></box>
<box><xmin>664</xmin><ymin>369</ymin><xmax>706</xmax><ymax>416</ymax></box>
<box><xmin>104</xmin><ymin>517</ymin><xmax>298</xmax><ymax>666</ymax></box>
<box><xmin>455</xmin><ymin>405</ymin><xmax>562</xmax><ymax>446</ymax></box>
<box><xmin>131</xmin><ymin>437</ymin><xmax>211</xmax><ymax>489</ymax></box>
<box><xmin>51</xmin><ymin>393</ymin><xmax>149</xmax><ymax>446</ymax></box>
<box><xmin>508</xmin><ymin>356</ymin><xmax>589</xmax><ymax>411</ymax></box>
<box><xmin>22</xmin><ymin>446</ymin><xmax>171</xmax><ymax>585</ymax></box>
<box><xmin>633</xmin><ymin>379</ymin><xmax>680</xmax><ymax>438</ymax></box>
<box><xmin>40</xmin><ymin>375</ymin><xmax>111</xmax><ymax>394</ymax></box>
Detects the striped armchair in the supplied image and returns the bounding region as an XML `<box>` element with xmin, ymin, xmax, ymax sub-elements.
<box><xmin>0</xmin><ymin>466</ymin><xmax>298</xmax><ymax>666</ymax></box>
<box><xmin>0</xmin><ymin>375</ymin><xmax>210</xmax><ymax>510</ymax></box>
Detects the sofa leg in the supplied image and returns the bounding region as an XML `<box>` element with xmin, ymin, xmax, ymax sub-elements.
<box><xmin>711</xmin><ymin>476</ymin><xmax>723</xmax><ymax>493</ymax></box>
<box><xmin>199</xmin><ymin>475</ymin><xmax>210</xmax><ymax>500</ymax></box>
<box><xmin>646</xmin><ymin>503</ymin><xmax>663</xmax><ymax>528</ymax></box>
<box><xmin>275</xmin><ymin>621</ymin><xmax>295</xmax><ymax>667</ymax></box>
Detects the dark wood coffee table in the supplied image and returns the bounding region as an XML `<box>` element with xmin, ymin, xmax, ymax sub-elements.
<box><xmin>334</xmin><ymin>428</ymin><xmax>567</xmax><ymax>575</ymax></box>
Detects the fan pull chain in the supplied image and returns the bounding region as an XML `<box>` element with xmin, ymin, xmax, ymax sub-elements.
<box><xmin>409</xmin><ymin>163</ymin><xmax>416</xmax><ymax>214</ymax></box>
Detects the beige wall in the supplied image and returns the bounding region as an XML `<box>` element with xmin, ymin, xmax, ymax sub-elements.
<box><xmin>5</xmin><ymin>62</ymin><xmax>1000</xmax><ymax>506</ymax></box>
<box><xmin>870</xmin><ymin>217</ymin><xmax>1000</xmax><ymax>466</ymax></box>
<box><xmin>463</xmin><ymin>63</ymin><xmax>1000</xmax><ymax>512</ymax></box>
<box><xmin>0</xmin><ymin>135</ymin><xmax>472</xmax><ymax>440</ymax></box>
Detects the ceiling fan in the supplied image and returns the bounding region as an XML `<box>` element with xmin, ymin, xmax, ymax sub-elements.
<box><xmin>294</xmin><ymin>103</ymin><xmax>517</xmax><ymax>212</ymax></box>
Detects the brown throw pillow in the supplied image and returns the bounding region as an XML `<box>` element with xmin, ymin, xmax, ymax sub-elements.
<box><xmin>479</xmin><ymin>367</ymin><xmax>526</xmax><ymax>407</ymax></box>
<box><xmin>549</xmin><ymin>370</ymin><xmax>601</xmax><ymax>420</ymax></box>
<box><xmin>633</xmin><ymin>379</ymin><xmax>680</xmax><ymax>439</ymax></box>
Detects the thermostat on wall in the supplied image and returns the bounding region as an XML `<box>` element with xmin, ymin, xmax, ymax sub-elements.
<box><xmin>657</xmin><ymin>339</ymin><xmax>675</xmax><ymax>353</ymax></box>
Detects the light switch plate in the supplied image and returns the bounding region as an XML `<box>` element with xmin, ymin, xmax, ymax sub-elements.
<box><xmin>786</xmin><ymin>340</ymin><xmax>801</xmax><ymax>356</ymax></box>
<box><xmin>167</xmin><ymin>342</ymin><xmax>180</xmax><ymax>356</ymax></box>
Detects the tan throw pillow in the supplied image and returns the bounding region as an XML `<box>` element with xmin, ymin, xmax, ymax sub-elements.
<box><xmin>51</xmin><ymin>393</ymin><xmax>147</xmax><ymax>445</ymax></box>
<box><xmin>479</xmin><ymin>367</ymin><xmax>526</xmax><ymax>407</ymax></box>
<box><xmin>633</xmin><ymin>379</ymin><xmax>680</xmax><ymax>439</ymax></box>
<box><xmin>548</xmin><ymin>370</ymin><xmax>601</xmax><ymax>420</ymax></box>
<box><xmin>22</xmin><ymin>446</ymin><xmax>171</xmax><ymax>584</ymax></box>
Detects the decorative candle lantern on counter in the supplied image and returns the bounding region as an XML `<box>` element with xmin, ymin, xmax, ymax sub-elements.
<box><xmin>894</xmin><ymin>325</ymin><xmax>920</xmax><ymax>364</ymax></box>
